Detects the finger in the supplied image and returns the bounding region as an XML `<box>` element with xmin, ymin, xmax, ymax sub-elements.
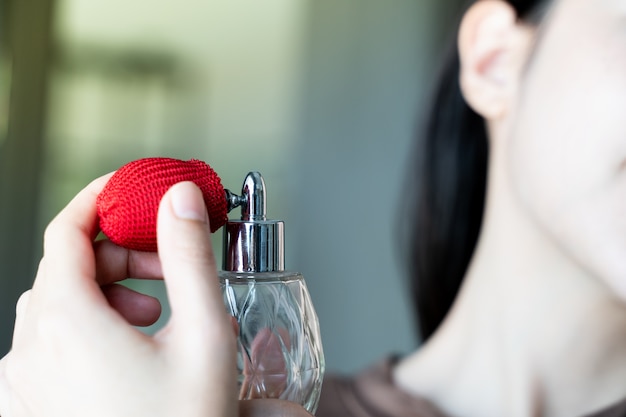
<box><xmin>101</xmin><ymin>284</ymin><xmax>162</xmax><ymax>327</ymax></box>
<box><xmin>94</xmin><ymin>239</ymin><xmax>162</xmax><ymax>285</ymax></box>
<box><xmin>238</xmin><ymin>399</ymin><xmax>313</xmax><ymax>417</ymax></box>
<box><xmin>156</xmin><ymin>182</ymin><xmax>231</xmax><ymax>345</ymax></box>
<box><xmin>36</xmin><ymin>173</ymin><xmax>114</xmax><ymax>302</ymax></box>
<box><xmin>241</xmin><ymin>328</ymin><xmax>289</xmax><ymax>399</ymax></box>
<box><xmin>231</xmin><ymin>316</ymin><xmax>240</xmax><ymax>337</ymax></box>
<box><xmin>11</xmin><ymin>290</ymin><xmax>31</xmax><ymax>343</ymax></box>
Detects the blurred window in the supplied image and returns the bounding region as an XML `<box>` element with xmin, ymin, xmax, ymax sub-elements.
<box><xmin>41</xmin><ymin>0</ymin><xmax>307</xmax><ymax>333</ymax></box>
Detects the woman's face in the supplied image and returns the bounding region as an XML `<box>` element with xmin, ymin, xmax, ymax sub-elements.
<box><xmin>508</xmin><ymin>0</ymin><xmax>626</xmax><ymax>299</ymax></box>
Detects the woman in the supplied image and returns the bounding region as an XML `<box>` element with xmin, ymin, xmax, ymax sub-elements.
<box><xmin>318</xmin><ymin>0</ymin><xmax>626</xmax><ymax>416</ymax></box>
<box><xmin>1</xmin><ymin>0</ymin><xmax>626</xmax><ymax>416</ymax></box>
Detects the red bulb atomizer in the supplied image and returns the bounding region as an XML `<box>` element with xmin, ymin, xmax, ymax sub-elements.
<box><xmin>97</xmin><ymin>159</ymin><xmax>325</xmax><ymax>413</ymax></box>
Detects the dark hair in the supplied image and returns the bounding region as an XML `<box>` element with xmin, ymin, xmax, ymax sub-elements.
<box><xmin>405</xmin><ymin>0</ymin><xmax>552</xmax><ymax>342</ymax></box>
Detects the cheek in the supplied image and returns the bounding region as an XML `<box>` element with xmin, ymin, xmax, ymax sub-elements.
<box><xmin>511</xmin><ymin>77</ymin><xmax>626</xmax><ymax>216</ymax></box>
<box><xmin>507</xmin><ymin>39</ymin><xmax>626</xmax><ymax>298</ymax></box>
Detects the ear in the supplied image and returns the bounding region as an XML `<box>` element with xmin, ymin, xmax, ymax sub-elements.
<box><xmin>458</xmin><ymin>0</ymin><xmax>534</xmax><ymax>120</ymax></box>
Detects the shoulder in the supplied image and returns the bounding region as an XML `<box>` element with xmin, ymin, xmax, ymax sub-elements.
<box><xmin>316</xmin><ymin>357</ymin><xmax>447</xmax><ymax>417</ymax></box>
<box><xmin>583</xmin><ymin>398</ymin><xmax>626</xmax><ymax>417</ymax></box>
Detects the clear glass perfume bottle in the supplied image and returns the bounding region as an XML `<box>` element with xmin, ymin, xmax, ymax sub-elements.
<box><xmin>219</xmin><ymin>172</ymin><xmax>325</xmax><ymax>413</ymax></box>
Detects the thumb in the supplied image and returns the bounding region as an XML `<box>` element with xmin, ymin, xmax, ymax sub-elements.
<box><xmin>156</xmin><ymin>181</ymin><xmax>231</xmax><ymax>349</ymax></box>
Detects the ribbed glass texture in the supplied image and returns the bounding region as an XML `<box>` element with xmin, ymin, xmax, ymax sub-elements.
<box><xmin>220</xmin><ymin>271</ymin><xmax>325</xmax><ymax>414</ymax></box>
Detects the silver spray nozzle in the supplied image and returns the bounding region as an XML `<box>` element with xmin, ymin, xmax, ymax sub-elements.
<box><xmin>222</xmin><ymin>172</ymin><xmax>285</xmax><ymax>273</ymax></box>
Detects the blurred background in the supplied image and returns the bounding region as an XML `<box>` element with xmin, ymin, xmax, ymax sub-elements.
<box><xmin>0</xmin><ymin>0</ymin><xmax>466</xmax><ymax>373</ymax></box>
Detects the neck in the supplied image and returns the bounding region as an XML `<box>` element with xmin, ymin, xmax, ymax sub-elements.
<box><xmin>394</xmin><ymin>142</ymin><xmax>626</xmax><ymax>417</ymax></box>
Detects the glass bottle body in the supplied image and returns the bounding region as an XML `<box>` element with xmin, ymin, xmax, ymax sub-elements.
<box><xmin>219</xmin><ymin>271</ymin><xmax>325</xmax><ymax>414</ymax></box>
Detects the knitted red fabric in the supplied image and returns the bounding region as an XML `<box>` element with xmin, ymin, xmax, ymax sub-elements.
<box><xmin>97</xmin><ymin>158</ymin><xmax>228</xmax><ymax>252</ymax></box>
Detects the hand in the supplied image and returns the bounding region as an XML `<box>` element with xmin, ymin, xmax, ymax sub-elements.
<box><xmin>0</xmin><ymin>177</ymin><xmax>239</xmax><ymax>417</ymax></box>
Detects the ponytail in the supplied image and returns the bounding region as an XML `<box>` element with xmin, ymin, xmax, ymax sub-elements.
<box><xmin>405</xmin><ymin>42</ymin><xmax>488</xmax><ymax>341</ymax></box>
<box><xmin>404</xmin><ymin>0</ymin><xmax>551</xmax><ymax>342</ymax></box>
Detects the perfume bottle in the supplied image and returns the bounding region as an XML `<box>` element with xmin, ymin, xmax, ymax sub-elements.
<box><xmin>220</xmin><ymin>172</ymin><xmax>325</xmax><ymax>413</ymax></box>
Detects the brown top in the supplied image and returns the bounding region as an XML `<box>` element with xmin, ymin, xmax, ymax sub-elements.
<box><xmin>316</xmin><ymin>357</ymin><xmax>626</xmax><ymax>417</ymax></box>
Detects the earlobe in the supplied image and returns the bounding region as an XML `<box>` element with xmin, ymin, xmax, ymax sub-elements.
<box><xmin>458</xmin><ymin>0</ymin><xmax>533</xmax><ymax>120</ymax></box>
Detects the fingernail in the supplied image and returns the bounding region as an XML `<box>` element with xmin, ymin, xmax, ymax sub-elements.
<box><xmin>171</xmin><ymin>182</ymin><xmax>207</xmax><ymax>222</ymax></box>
